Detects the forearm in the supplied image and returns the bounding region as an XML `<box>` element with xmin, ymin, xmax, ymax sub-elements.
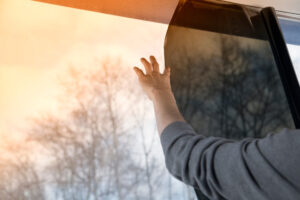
<box><xmin>152</xmin><ymin>89</ymin><xmax>185</xmax><ymax>135</ymax></box>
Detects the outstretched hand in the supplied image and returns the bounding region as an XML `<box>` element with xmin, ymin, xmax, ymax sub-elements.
<box><xmin>133</xmin><ymin>55</ymin><xmax>171</xmax><ymax>101</ymax></box>
<box><xmin>133</xmin><ymin>55</ymin><xmax>184</xmax><ymax>134</ymax></box>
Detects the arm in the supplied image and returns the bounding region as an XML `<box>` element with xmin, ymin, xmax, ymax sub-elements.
<box><xmin>152</xmin><ymin>89</ymin><xmax>184</xmax><ymax>134</ymax></box>
<box><xmin>133</xmin><ymin>56</ymin><xmax>300</xmax><ymax>199</ymax></box>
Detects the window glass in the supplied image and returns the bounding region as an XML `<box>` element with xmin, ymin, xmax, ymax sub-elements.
<box><xmin>287</xmin><ymin>44</ymin><xmax>300</xmax><ymax>80</ymax></box>
<box><xmin>165</xmin><ymin>0</ymin><xmax>295</xmax><ymax>140</ymax></box>
<box><xmin>0</xmin><ymin>0</ymin><xmax>196</xmax><ymax>199</ymax></box>
<box><xmin>1</xmin><ymin>0</ymin><xmax>299</xmax><ymax>199</ymax></box>
<box><xmin>279</xmin><ymin>18</ymin><xmax>300</xmax><ymax>84</ymax></box>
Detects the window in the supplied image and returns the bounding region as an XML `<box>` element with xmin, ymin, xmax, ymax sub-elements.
<box><xmin>0</xmin><ymin>0</ymin><xmax>195</xmax><ymax>199</ymax></box>
<box><xmin>0</xmin><ymin>0</ymin><xmax>299</xmax><ymax>199</ymax></box>
<box><xmin>165</xmin><ymin>0</ymin><xmax>295</xmax><ymax>139</ymax></box>
<box><xmin>279</xmin><ymin>17</ymin><xmax>300</xmax><ymax>83</ymax></box>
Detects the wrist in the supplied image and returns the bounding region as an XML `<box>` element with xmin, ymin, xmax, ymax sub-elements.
<box><xmin>152</xmin><ymin>89</ymin><xmax>179</xmax><ymax>113</ymax></box>
<box><xmin>151</xmin><ymin>88</ymin><xmax>174</xmax><ymax>101</ymax></box>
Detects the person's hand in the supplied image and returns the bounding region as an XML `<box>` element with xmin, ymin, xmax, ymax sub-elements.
<box><xmin>133</xmin><ymin>55</ymin><xmax>183</xmax><ymax>134</ymax></box>
<box><xmin>133</xmin><ymin>55</ymin><xmax>171</xmax><ymax>101</ymax></box>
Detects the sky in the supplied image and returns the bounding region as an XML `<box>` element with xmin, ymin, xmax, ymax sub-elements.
<box><xmin>0</xmin><ymin>2</ymin><xmax>180</xmax><ymax>196</ymax></box>
<box><xmin>0</xmin><ymin>0</ymin><xmax>299</xmax><ymax>140</ymax></box>
<box><xmin>0</xmin><ymin>0</ymin><xmax>168</xmax><ymax>138</ymax></box>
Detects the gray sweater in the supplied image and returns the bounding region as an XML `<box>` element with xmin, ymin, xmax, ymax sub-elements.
<box><xmin>160</xmin><ymin>121</ymin><xmax>300</xmax><ymax>200</ymax></box>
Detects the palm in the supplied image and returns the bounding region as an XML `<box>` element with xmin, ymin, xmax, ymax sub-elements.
<box><xmin>133</xmin><ymin>56</ymin><xmax>171</xmax><ymax>100</ymax></box>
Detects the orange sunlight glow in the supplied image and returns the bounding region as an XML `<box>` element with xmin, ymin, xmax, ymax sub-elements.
<box><xmin>0</xmin><ymin>0</ymin><xmax>167</xmax><ymax>147</ymax></box>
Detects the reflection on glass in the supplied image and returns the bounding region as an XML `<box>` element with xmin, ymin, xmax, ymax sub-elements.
<box><xmin>164</xmin><ymin>2</ymin><xmax>295</xmax><ymax>140</ymax></box>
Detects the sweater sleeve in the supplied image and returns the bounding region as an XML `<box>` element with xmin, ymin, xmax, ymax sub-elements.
<box><xmin>160</xmin><ymin>121</ymin><xmax>300</xmax><ymax>200</ymax></box>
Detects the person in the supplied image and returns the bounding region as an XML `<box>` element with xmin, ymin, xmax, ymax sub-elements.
<box><xmin>133</xmin><ymin>55</ymin><xmax>300</xmax><ymax>200</ymax></box>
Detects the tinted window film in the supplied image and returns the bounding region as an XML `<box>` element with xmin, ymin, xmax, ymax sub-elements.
<box><xmin>164</xmin><ymin>0</ymin><xmax>295</xmax><ymax>140</ymax></box>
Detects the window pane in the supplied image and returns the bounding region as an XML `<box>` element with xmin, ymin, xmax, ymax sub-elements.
<box><xmin>165</xmin><ymin>0</ymin><xmax>295</xmax><ymax>140</ymax></box>
<box><xmin>278</xmin><ymin>18</ymin><xmax>300</xmax><ymax>85</ymax></box>
<box><xmin>0</xmin><ymin>0</ymin><xmax>195</xmax><ymax>199</ymax></box>
<box><xmin>287</xmin><ymin>44</ymin><xmax>300</xmax><ymax>82</ymax></box>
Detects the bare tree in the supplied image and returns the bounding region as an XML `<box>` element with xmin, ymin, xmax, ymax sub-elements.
<box><xmin>25</xmin><ymin>56</ymin><xmax>170</xmax><ymax>200</ymax></box>
<box><xmin>0</xmin><ymin>139</ymin><xmax>45</xmax><ymax>200</ymax></box>
<box><xmin>166</xmin><ymin>32</ymin><xmax>294</xmax><ymax>140</ymax></box>
<box><xmin>0</xmin><ymin>55</ymin><xmax>194</xmax><ymax>200</ymax></box>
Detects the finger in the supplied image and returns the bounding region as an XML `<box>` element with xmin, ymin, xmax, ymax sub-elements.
<box><xmin>163</xmin><ymin>66</ymin><xmax>171</xmax><ymax>76</ymax></box>
<box><xmin>140</xmin><ymin>57</ymin><xmax>152</xmax><ymax>74</ymax></box>
<box><xmin>133</xmin><ymin>67</ymin><xmax>145</xmax><ymax>78</ymax></box>
<box><xmin>150</xmin><ymin>55</ymin><xmax>159</xmax><ymax>73</ymax></box>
